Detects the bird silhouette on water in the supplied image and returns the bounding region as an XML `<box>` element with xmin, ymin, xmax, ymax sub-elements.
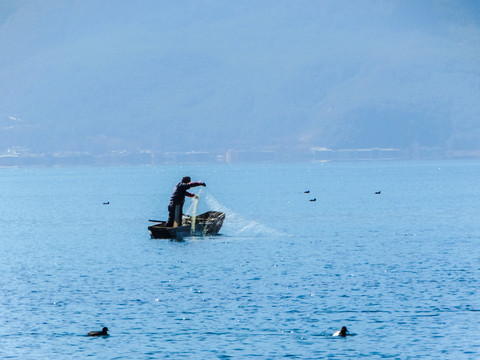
<box><xmin>87</xmin><ymin>327</ymin><xmax>109</xmax><ymax>337</ymax></box>
<box><xmin>333</xmin><ymin>326</ymin><xmax>348</xmax><ymax>337</ymax></box>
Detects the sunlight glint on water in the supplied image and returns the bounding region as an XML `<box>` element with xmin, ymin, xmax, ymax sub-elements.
<box><xmin>0</xmin><ymin>161</ymin><xmax>479</xmax><ymax>359</ymax></box>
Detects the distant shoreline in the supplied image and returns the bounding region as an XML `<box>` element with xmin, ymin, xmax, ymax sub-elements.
<box><xmin>1</xmin><ymin>147</ymin><xmax>479</xmax><ymax>168</ymax></box>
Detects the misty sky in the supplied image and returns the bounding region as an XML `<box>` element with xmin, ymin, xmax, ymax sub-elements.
<box><xmin>0</xmin><ymin>0</ymin><xmax>479</xmax><ymax>153</ymax></box>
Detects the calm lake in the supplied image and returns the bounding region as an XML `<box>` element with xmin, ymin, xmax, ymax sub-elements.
<box><xmin>1</xmin><ymin>161</ymin><xmax>479</xmax><ymax>359</ymax></box>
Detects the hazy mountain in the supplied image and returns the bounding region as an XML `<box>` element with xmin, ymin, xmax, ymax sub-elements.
<box><xmin>0</xmin><ymin>0</ymin><xmax>479</xmax><ymax>155</ymax></box>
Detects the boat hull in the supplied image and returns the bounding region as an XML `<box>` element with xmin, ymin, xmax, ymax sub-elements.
<box><xmin>148</xmin><ymin>211</ymin><xmax>225</xmax><ymax>239</ymax></box>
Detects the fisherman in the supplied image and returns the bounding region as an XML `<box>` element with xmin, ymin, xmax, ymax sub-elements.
<box><xmin>166</xmin><ymin>176</ymin><xmax>206</xmax><ymax>227</ymax></box>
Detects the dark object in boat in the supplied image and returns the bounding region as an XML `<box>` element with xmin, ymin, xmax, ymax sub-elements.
<box><xmin>148</xmin><ymin>211</ymin><xmax>225</xmax><ymax>239</ymax></box>
<box><xmin>88</xmin><ymin>327</ymin><xmax>109</xmax><ymax>337</ymax></box>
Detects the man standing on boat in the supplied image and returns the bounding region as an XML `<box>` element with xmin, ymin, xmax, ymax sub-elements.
<box><xmin>166</xmin><ymin>176</ymin><xmax>206</xmax><ymax>227</ymax></box>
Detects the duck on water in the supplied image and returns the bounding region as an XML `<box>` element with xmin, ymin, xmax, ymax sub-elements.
<box><xmin>333</xmin><ymin>326</ymin><xmax>349</xmax><ymax>337</ymax></box>
<box><xmin>87</xmin><ymin>327</ymin><xmax>109</xmax><ymax>337</ymax></box>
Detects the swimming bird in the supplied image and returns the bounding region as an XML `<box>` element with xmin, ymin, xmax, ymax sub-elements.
<box><xmin>87</xmin><ymin>327</ymin><xmax>109</xmax><ymax>337</ymax></box>
<box><xmin>103</xmin><ymin>201</ymin><xmax>110</xmax><ymax>205</ymax></box>
<box><xmin>333</xmin><ymin>326</ymin><xmax>348</xmax><ymax>337</ymax></box>
<box><xmin>310</xmin><ymin>198</ymin><xmax>316</xmax><ymax>202</ymax></box>
<box><xmin>304</xmin><ymin>190</ymin><xmax>310</xmax><ymax>193</ymax></box>
<box><xmin>375</xmin><ymin>191</ymin><xmax>381</xmax><ymax>195</ymax></box>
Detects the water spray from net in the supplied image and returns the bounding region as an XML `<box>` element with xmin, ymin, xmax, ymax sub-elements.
<box><xmin>185</xmin><ymin>188</ymin><xmax>290</xmax><ymax>237</ymax></box>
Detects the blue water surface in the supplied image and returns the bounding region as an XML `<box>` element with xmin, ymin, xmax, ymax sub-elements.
<box><xmin>0</xmin><ymin>161</ymin><xmax>479</xmax><ymax>359</ymax></box>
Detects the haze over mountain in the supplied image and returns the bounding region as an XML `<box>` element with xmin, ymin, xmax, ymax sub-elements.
<box><xmin>0</xmin><ymin>0</ymin><xmax>479</xmax><ymax>156</ymax></box>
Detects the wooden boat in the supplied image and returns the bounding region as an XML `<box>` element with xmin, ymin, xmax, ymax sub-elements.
<box><xmin>148</xmin><ymin>211</ymin><xmax>225</xmax><ymax>239</ymax></box>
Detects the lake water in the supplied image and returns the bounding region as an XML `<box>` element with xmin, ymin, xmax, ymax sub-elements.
<box><xmin>0</xmin><ymin>161</ymin><xmax>479</xmax><ymax>359</ymax></box>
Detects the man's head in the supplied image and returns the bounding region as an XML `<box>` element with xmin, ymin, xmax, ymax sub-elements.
<box><xmin>182</xmin><ymin>176</ymin><xmax>191</xmax><ymax>183</ymax></box>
